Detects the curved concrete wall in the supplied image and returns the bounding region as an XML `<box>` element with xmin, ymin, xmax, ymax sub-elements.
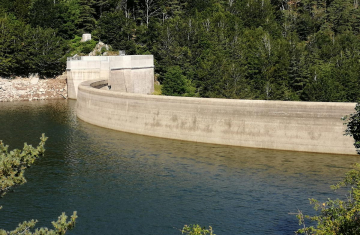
<box><xmin>77</xmin><ymin>80</ymin><xmax>358</xmax><ymax>155</ymax></box>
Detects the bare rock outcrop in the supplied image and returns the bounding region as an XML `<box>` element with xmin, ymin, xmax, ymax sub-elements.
<box><xmin>0</xmin><ymin>73</ymin><xmax>67</xmax><ymax>102</ymax></box>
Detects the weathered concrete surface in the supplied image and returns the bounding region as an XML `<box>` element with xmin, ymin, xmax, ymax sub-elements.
<box><xmin>77</xmin><ymin>80</ymin><xmax>358</xmax><ymax>155</ymax></box>
<box><xmin>109</xmin><ymin>55</ymin><xmax>154</xmax><ymax>94</ymax></box>
<box><xmin>110</xmin><ymin>68</ymin><xmax>154</xmax><ymax>94</ymax></box>
<box><xmin>0</xmin><ymin>74</ymin><xmax>67</xmax><ymax>102</ymax></box>
<box><xmin>67</xmin><ymin>55</ymin><xmax>154</xmax><ymax>99</ymax></box>
<box><xmin>81</xmin><ymin>34</ymin><xmax>91</xmax><ymax>42</ymax></box>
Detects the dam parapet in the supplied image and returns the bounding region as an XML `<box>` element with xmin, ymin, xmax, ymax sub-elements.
<box><xmin>67</xmin><ymin>55</ymin><xmax>154</xmax><ymax>99</ymax></box>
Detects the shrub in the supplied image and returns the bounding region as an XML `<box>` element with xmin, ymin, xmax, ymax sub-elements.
<box><xmin>162</xmin><ymin>66</ymin><xmax>196</xmax><ymax>96</ymax></box>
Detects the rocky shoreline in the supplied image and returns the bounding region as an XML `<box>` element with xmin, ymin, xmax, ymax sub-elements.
<box><xmin>0</xmin><ymin>74</ymin><xmax>67</xmax><ymax>102</ymax></box>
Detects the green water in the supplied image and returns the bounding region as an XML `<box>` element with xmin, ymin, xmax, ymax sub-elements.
<box><xmin>0</xmin><ymin>100</ymin><xmax>358</xmax><ymax>234</ymax></box>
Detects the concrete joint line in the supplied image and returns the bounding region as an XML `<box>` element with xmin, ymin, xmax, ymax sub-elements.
<box><xmin>66</xmin><ymin>68</ymin><xmax>102</xmax><ymax>70</ymax></box>
<box><xmin>110</xmin><ymin>66</ymin><xmax>154</xmax><ymax>70</ymax></box>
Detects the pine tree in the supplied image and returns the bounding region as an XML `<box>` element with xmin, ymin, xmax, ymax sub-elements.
<box><xmin>77</xmin><ymin>0</ymin><xmax>96</xmax><ymax>34</ymax></box>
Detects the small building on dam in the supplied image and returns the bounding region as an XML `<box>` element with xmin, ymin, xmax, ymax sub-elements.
<box><xmin>66</xmin><ymin>55</ymin><xmax>154</xmax><ymax>99</ymax></box>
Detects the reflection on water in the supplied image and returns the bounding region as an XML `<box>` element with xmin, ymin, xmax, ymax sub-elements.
<box><xmin>0</xmin><ymin>100</ymin><xmax>358</xmax><ymax>235</ymax></box>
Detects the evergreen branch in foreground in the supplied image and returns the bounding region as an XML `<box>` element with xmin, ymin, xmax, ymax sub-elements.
<box><xmin>0</xmin><ymin>134</ymin><xmax>77</xmax><ymax>235</ymax></box>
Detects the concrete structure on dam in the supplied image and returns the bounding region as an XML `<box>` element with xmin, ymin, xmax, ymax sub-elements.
<box><xmin>66</xmin><ymin>55</ymin><xmax>154</xmax><ymax>99</ymax></box>
<box><xmin>76</xmin><ymin>80</ymin><xmax>358</xmax><ymax>155</ymax></box>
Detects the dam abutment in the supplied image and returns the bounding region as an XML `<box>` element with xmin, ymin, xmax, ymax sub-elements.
<box><xmin>67</xmin><ymin>55</ymin><xmax>154</xmax><ymax>99</ymax></box>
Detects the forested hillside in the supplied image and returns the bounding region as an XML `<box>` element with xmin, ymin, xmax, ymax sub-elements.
<box><xmin>1</xmin><ymin>0</ymin><xmax>359</xmax><ymax>101</ymax></box>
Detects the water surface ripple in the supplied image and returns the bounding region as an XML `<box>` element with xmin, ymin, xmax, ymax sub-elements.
<box><xmin>0</xmin><ymin>100</ymin><xmax>358</xmax><ymax>234</ymax></box>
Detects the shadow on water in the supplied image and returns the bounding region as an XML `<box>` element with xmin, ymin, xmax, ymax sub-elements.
<box><xmin>0</xmin><ymin>100</ymin><xmax>359</xmax><ymax>234</ymax></box>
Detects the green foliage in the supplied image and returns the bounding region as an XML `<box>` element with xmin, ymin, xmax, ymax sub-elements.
<box><xmin>1</xmin><ymin>0</ymin><xmax>360</xmax><ymax>101</ymax></box>
<box><xmin>295</xmin><ymin>163</ymin><xmax>360</xmax><ymax>235</ymax></box>
<box><xmin>80</xmin><ymin>39</ymin><xmax>97</xmax><ymax>54</ymax></box>
<box><xmin>68</xmin><ymin>36</ymin><xmax>97</xmax><ymax>56</ymax></box>
<box><xmin>77</xmin><ymin>0</ymin><xmax>96</xmax><ymax>34</ymax></box>
<box><xmin>162</xmin><ymin>66</ymin><xmax>195</xmax><ymax>96</ymax></box>
<box><xmin>153</xmin><ymin>83</ymin><xmax>162</xmax><ymax>95</ymax></box>
<box><xmin>0</xmin><ymin>14</ymin><xmax>68</xmax><ymax>78</ymax></box>
<box><xmin>0</xmin><ymin>212</ymin><xmax>77</xmax><ymax>235</ymax></box>
<box><xmin>343</xmin><ymin>103</ymin><xmax>360</xmax><ymax>154</ymax></box>
<box><xmin>162</xmin><ymin>66</ymin><xmax>186</xmax><ymax>96</ymax></box>
<box><xmin>0</xmin><ymin>0</ymin><xmax>32</xmax><ymax>21</ymax></box>
<box><xmin>0</xmin><ymin>134</ymin><xmax>77</xmax><ymax>235</ymax></box>
<box><xmin>95</xmin><ymin>11</ymin><xmax>136</xmax><ymax>53</ymax></box>
<box><xmin>181</xmin><ymin>225</ymin><xmax>215</xmax><ymax>235</ymax></box>
<box><xmin>0</xmin><ymin>134</ymin><xmax>47</xmax><ymax>197</ymax></box>
<box><xmin>29</xmin><ymin>0</ymin><xmax>81</xmax><ymax>40</ymax></box>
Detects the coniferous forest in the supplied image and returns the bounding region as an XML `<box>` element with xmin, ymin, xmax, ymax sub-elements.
<box><xmin>1</xmin><ymin>0</ymin><xmax>360</xmax><ymax>102</ymax></box>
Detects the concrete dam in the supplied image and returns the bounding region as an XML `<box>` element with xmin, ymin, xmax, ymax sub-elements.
<box><xmin>67</xmin><ymin>55</ymin><xmax>358</xmax><ymax>155</ymax></box>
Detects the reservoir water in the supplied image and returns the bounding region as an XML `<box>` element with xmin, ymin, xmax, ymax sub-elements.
<box><xmin>0</xmin><ymin>100</ymin><xmax>359</xmax><ymax>234</ymax></box>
